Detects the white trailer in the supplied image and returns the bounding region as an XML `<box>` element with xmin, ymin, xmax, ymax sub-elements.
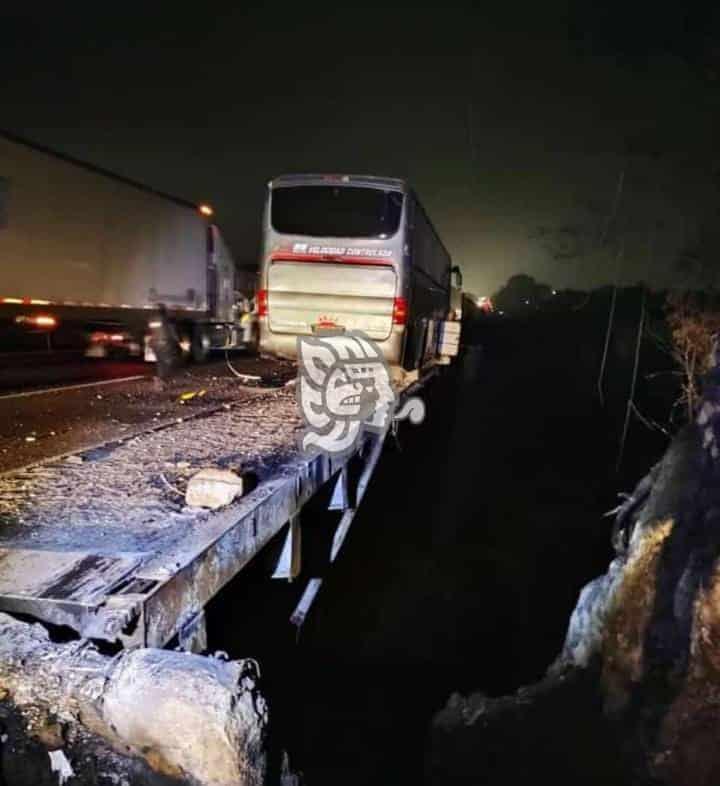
<box><xmin>0</xmin><ymin>130</ymin><xmax>250</xmax><ymax>360</ymax></box>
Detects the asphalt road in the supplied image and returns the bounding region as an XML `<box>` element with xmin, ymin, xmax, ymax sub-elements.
<box><xmin>0</xmin><ymin>352</ymin><xmax>150</xmax><ymax>394</ymax></box>
<box><xmin>0</xmin><ymin>353</ymin><xmax>297</xmax><ymax>473</ymax></box>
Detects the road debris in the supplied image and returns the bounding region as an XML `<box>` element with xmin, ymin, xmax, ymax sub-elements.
<box><xmin>185</xmin><ymin>468</ymin><xmax>245</xmax><ymax>509</ymax></box>
<box><xmin>48</xmin><ymin>750</ymin><xmax>74</xmax><ymax>785</ymax></box>
<box><xmin>227</xmin><ymin>366</ymin><xmax>262</xmax><ymax>383</ymax></box>
<box><xmin>159</xmin><ymin>472</ymin><xmax>184</xmax><ymax>497</ymax></box>
<box><xmin>0</xmin><ymin>385</ymin><xmax>300</xmax><ymax>551</ymax></box>
<box><xmin>179</xmin><ymin>389</ymin><xmax>207</xmax><ymax>403</ymax></box>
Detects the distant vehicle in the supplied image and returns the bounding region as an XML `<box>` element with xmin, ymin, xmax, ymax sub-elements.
<box><xmin>0</xmin><ymin>130</ymin><xmax>250</xmax><ymax>360</ymax></box>
<box><xmin>257</xmin><ymin>173</ymin><xmax>462</xmax><ymax>374</ymax></box>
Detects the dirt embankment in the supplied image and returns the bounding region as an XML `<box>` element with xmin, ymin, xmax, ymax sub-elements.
<box><xmin>429</xmin><ymin>314</ymin><xmax>720</xmax><ymax>785</ymax></box>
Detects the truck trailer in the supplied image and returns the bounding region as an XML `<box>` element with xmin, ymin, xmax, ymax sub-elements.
<box><xmin>0</xmin><ymin>130</ymin><xmax>250</xmax><ymax>360</ymax></box>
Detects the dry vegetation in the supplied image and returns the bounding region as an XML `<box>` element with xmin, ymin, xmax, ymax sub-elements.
<box><xmin>665</xmin><ymin>292</ymin><xmax>720</xmax><ymax>422</ymax></box>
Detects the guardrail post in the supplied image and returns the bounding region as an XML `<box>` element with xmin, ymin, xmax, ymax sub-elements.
<box><xmin>271</xmin><ymin>515</ymin><xmax>302</xmax><ymax>581</ymax></box>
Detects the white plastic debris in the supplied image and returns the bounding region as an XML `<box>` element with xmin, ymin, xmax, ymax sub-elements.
<box><xmin>48</xmin><ymin>750</ymin><xmax>74</xmax><ymax>785</ymax></box>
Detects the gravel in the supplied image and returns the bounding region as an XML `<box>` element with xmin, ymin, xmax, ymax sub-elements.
<box><xmin>0</xmin><ymin>379</ymin><xmax>303</xmax><ymax>556</ymax></box>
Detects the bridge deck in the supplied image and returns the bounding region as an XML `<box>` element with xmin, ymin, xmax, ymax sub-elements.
<box><xmin>0</xmin><ymin>373</ymin><xmax>432</xmax><ymax>648</ymax></box>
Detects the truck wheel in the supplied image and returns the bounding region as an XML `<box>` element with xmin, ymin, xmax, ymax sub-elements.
<box><xmin>191</xmin><ymin>327</ymin><xmax>210</xmax><ymax>363</ymax></box>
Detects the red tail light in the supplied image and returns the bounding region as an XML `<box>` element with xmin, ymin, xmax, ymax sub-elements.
<box><xmin>257</xmin><ymin>289</ymin><xmax>268</xmax><ymax>317</ymax></box>
<box><xmin>392</xmin><ymin>296</ymin><xmax>407</xmax><ymax>325</ymax></box>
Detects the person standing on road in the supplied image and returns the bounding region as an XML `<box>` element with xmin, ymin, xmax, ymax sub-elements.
<box><xmin>240</xmin><ymin>294</ymin><xmax>259</xmax><ymax>348</ymax></box>
<box><xmin>150</xmin><ymin>303</ymin><xmax>181</xmax><ymax>391</ymax></box>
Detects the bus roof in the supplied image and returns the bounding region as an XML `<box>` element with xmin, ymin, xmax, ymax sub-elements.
<box><xmin>269</xmin><ymin>174</ymin><xmax>407</xmax><ymax>192</ymax></box>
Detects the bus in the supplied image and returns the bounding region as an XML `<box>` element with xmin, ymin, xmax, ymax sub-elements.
<box><xmin>257</xmin><ymin>173</ymin><xmax>461</xmax><ymax>372</ymax></box>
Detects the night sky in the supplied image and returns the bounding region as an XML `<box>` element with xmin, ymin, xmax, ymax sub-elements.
<box><xmin>1</xmin><ymin>3</ymin><xmax>719</xmax><ymax>296</ymax></box>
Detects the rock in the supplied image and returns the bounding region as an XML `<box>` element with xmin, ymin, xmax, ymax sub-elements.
<box><xmin>428</xmin><ymin>670</ymin><xmax>633</xmax><ymax>785</ymax></box>
<box><xmin>0</xmin><ymin>613</ymin><xmax>267</xmax><ymax>786</ymax></box>
<box><xmin>186</xmin><ymin>468</ymin><xmax>244</xmax><ymax>509</ymax></box>
<box><xmin>103</xmin><ymin>649</ymin><xmax>267</xmax><ymax>785</ymax></box>
<box><xmin>548</xmin><ymin>381</ymin><xmax>720</xmax><ymax>784</ymax></box>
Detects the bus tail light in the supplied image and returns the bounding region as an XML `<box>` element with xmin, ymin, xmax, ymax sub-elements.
<box><xmin>392</xmin><ymin>297</ymin><xmax>407</xmax><ymax>325</ymax></box>
<box><xmin>257</xmin><ymin>289</ymin><xmax>268</xmax><ymax>317</ymax></box>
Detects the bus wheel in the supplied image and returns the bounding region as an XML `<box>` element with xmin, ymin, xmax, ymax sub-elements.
<box><xmin>191</xmin><ymin>326</ymin><xmax>211</xmax><ymax>363</ymax></box>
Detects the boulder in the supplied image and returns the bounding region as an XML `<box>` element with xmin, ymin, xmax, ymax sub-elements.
<box><xmin>0</xmin><ymin>613</ymin><xmax>267</xmax><ymax>786</ymax></box>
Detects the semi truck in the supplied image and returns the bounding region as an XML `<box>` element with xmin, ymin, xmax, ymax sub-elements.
<box><xmin>0</xmin><ymin>130</ymin><xmax>251</xmax><ymax>360</ymax></box>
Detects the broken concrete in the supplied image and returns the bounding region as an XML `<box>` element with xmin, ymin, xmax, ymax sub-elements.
<box><xmin>185</xmin><ymin>468</ymin><xmax>245</xmax><ymax>509</ymax></box>
<box><xmin>0</xmin><ymin>613</ymin><xmax>267</xmax><ymax>786</ymax></box>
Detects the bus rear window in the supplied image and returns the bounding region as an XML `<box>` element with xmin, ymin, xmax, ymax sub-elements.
<box><xmin>271</xmin><ymin>186</ymin><xmax>403</xmax><ymax>239</ymax></box>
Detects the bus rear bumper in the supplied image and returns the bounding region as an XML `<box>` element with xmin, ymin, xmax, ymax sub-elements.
<box><xmin>259</xmin><ymin>321</ymin><xmax>405</xmax><ymax>366</ymax></box>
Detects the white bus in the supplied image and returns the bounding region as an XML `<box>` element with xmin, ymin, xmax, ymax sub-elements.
<box><xmin>258</xmin><ymin>174</ymin><xmax>460</xmax><ymax>372</ymax></box>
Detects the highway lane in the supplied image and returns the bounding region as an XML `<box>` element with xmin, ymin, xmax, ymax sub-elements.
<box><xmin>0</xmin><ymin>353</ymin><xmax>151</xmax><ymax>394</ymax></box>
<box><xmin>0</xmin><ymin>354</ymin><xmax>296</xmax><ymax>473</ymax></box>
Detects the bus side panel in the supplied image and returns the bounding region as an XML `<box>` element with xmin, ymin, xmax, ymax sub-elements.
<box><xmin>405</xmin><ymin>196</ymin><xmax>451</xmax><ymax>370</ymax></box>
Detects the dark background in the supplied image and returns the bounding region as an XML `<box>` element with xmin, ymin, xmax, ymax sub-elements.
<box><xmin>2</xmin><ymin>2</ymin><xmax>719</xmax><ymax>296</ymax></box>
